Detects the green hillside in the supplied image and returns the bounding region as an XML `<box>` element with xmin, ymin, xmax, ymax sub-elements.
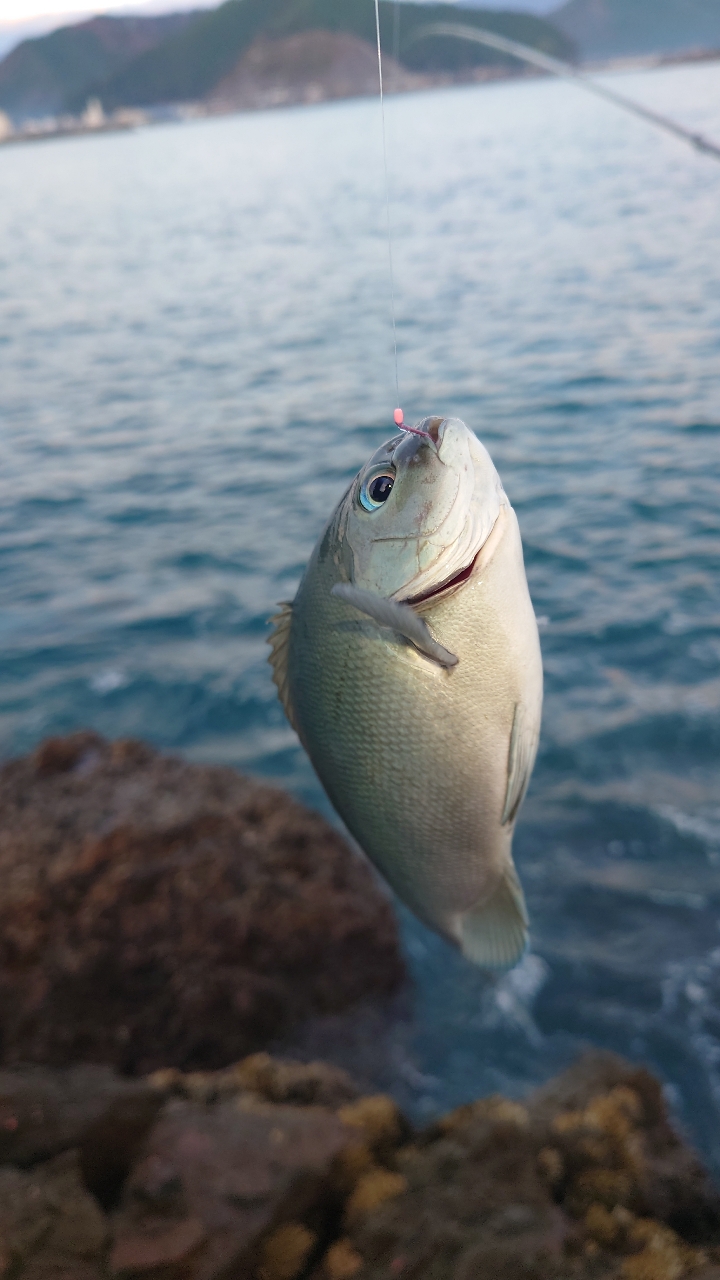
<box><xmin>69</xmin><ymin>0</ymin><xmax>278</xmax><ymax>114</ymax></box>
<box><xmin>71</xmin><ymin>0</ymin><xmax>575</xmax><ymax>113</ymax></box>
<box><xmin>0</xmin><ymin>12</ymin><xmax>198</xmax><ymax>120</ymax></box>
<box><xmin>554</xmin><ymin>0</ymin><xmax>720</xmax><ymax>59</ymax></box>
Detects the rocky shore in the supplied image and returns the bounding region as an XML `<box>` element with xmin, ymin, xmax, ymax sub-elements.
<box><xmin>0</xmin><ymin>732</ymin><xmax>404</xmax><ymax>1073</ymax></box>
<box><xmin>2</xmin><ymin>1049</ymin><xmax>720</xmax><ymax>1277</ymax></box>
<box><xmin>1</xmin><ymin>734</ymin><xmax>719</xmax><ymax>1277</ymax></box>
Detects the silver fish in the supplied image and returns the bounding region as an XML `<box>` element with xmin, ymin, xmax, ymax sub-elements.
<box><xmin>269</xmin><ymin>416</ymin><xmax>543</xmax><ymax>968</ymax></box>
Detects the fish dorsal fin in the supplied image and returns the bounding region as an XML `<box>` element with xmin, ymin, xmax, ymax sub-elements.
<box><xmin>502</xmin><ymin>701</ymin><xmax>540</xmax><ymax>826</ymax></box>
<box><xmin>457</xmin><ymin>860</ymin><xmax>529</xmax><ymax>969</ymax></box>
<box><xmin>267</xmin><ymin>602</ymin><xmax>299</xmax><ymax>733</ymax></box>
<box><xmin>331</xmin><ymin>583</ymin><xmax>458</xmax><ymax>669</ymax></box>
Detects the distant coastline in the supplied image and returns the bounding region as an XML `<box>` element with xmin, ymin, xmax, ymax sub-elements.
<box><xmin>1</xmin><ymin>34</ymin><xmax>718</xmax><ymax>151</ymax></box>
<box><xmin>0</xmin><ymin>2</ymin><xmax>576</xmax><ymax>140</ymax></box>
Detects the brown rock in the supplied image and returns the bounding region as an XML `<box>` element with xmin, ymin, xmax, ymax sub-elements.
<box><xmin>348</xmin><ymin>1103</ymin><xmax>571</xmax><ymax>1279</ymax></box>
<box><xmin>232</xmin><ymin>1053</ymin><xmax>359</xmax><ymax>1110</ymax></box>
<box><xmin>0</xmin><ymin>1064</ymin><xmax>163</xmax><ymax>1208</ymax></box>
<box><xmin>317</xmin><ymin>1239</ymin><xmax>364</xmax><ymax>1279</ymax></box>
<box><xmin>109</xmin><ymin>1216</ymin><xmax>207</xmax><ymax>1274</ymax></box>
<box><xmin>110</xmin><ymin>1094</ymin><xmax>362</xmax><ymax>1279</ymax></box>
<box><xmin>336</xmin><ymin>1096</ymin><xmax>408</xmax><ymax>1162</ymax></box>
<box><xmin>342</xmin><ymin>1051</ymin><xmax>720</xmax><ymax>1279</ymax></box>
<box><xmin>343</xmin><ymin>1170</ymin><xmax>408</xmax><ymax>1230</ymax></box>
<box><xmin>1</xmin><ymin>1050</ymin><xmax>720</xmax><ymax>1280</ymax></box>
<box><xmin>531</xmin><ymin>1052</ymin><xmax>720</xmax><ymax>1244</ymax></box>
<box><xmin>257</xmin><ymin>1222</ymin><xmax>317</xmax><ymax>1280</ymax></box>
<box><xmin>0</xmin><ymin>733</ymin><xmax>404</xmax><ymax>1074</ymax></box>
<box><xmin>0</xmin><ymin>1149</ymin><xmax>108</xmax><ymax>1277</ymax></box>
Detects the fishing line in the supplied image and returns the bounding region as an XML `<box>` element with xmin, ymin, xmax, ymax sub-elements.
<box><xmin>374</xmin><ymin>0</ymin><xmax>402</xmax><ymax>421</ymax></box>
<box><xmin>371</xmin><ymin>15</ymin><xmax>718</xmax><ymax>436</ymax></box>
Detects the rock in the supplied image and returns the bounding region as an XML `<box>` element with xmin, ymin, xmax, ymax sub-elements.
<box><xmin>147</xmin><ymin>1053</ymin><xmax>360</xmax><ymax>1111</ymax></box>
<box><xmin>2</xmin><ymin>1051</ymin><xmax>720</xmax><ymax>1279</ymax></box>
<box><xmin>110</xmin><ymin>1095</ymin><xmax>359</xmax><ymax>1278</ymax></box>
<box><xmin>348</xmin><ymin>1099</ymin><xmax>568</xmax><ymax>1279</ymax></box>
<box><xmin>337</xmin><ymin>1051</ymin><xmax>720</xmax><ymax>1279</ymax></box>
<box><xmin>0</xmin><ymin>1064</ymin><xmax>164</xmax><ymax>1207</ymax></box>
<box><xmin>530</xmin><ymin>1052</ymin><xmax>720</xmax><ymax>1244</ymax></box>
<box><xmin>342</xmin><ymin>1170</ymin><xmax>408</xmax><ymax>1230</ymax></box>
<box><xmin>317</xmin><ymin>1239</ymin><xmax>364</xmax><ymax>1279</ymax></box>
<box><xmin>256</xmin><ymin>1223</ymin><xmax>317</xmax><ymax>1280</ymax></box>
<box><xmin>108</xmin><ymin>1056</ymin><xmax>410</xmax><ymax>1279</ymax></box>
<box><xmin>335</xmin><ymin>1096</ymin><xmax>410</xmax><ymax>1165</ymax></box>
<box><xmin>0</xmin><ymin>1149</ymin><xmax>109</xmax><ymax>1277</ymax></box>
<box><xmin>0</xmin><ymin>733</ymin><xmax>405</xmax><ymax>1074</ymax></box>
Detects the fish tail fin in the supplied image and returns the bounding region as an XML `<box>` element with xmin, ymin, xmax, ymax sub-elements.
<box><xmin>457</xmin><ymin>861</ymin><xmax>529</xmax><ymax>969</ymax></box>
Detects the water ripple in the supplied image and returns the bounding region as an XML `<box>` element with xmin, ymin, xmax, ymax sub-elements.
<box><xmin>0</xmin><ymin>62</ymin><xmax>719</xmax><ymax>1163</ymax></box>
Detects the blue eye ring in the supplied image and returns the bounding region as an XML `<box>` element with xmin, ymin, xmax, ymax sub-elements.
<box><xmin>359</xmin><ymin>470</ymin><xmax>395</xmax><ymax>512</ymax></box>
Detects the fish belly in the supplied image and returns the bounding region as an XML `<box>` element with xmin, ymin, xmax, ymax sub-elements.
<box><xmin>289</xmin><ymin>509</ymin><xmax>540</xmax><ymax>941</ymax></box>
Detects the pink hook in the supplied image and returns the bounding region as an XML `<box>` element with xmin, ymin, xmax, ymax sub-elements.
<box><xmin>393</xmin><ymin>408</ymin><xmax>433</xmax><ymax>441</ymax></box>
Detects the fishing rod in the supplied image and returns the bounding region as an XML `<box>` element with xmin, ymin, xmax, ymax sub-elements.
<box><xmin>408</xmin><ymin>22</ymin><xmax>720</xmax><ymax>162</ymax></box>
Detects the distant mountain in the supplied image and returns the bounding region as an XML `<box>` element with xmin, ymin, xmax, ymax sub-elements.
<box><xmin>0</xmin><ymin>13</ymin><xmax>89</xmax><ymax>63</ymax></box>
<box><xmin>0</xmin><ymin>11</ymin><xmax>199</xmax><ymax>120</ymax></box>
<box><xmin>0</xmin><ymin>1</ymin><xmax>218</xmax><ymax>62</ymax></box>
<box><xmin>210</xmin><ymin>29</ymin><xmax>421</xmax><ymax>111</ymax></box>
<box><xmin>460</xmin><ymin>0</ymin><xmax>558</xmax><ymax>10</ymax></box>
<box><xmin>0</xmin><ymin>0</ymin><xmax>575</xmax><ymax>121</ymax></box>
<box><xmin>68</xmin><ymin>0</ymin><xmax>576</xmax><ymax>113</ymax></box>
<box><xmin>553</xmin><ymin>0</ymin><xmax>720</xmax><ymax>60</ymax></box>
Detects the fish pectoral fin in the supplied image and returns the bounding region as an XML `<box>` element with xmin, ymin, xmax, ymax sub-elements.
<box><xmin>457</xmin><ymin>861</ymin><xmax>529</xmax><ymax>970</ymax></box>
<box><xmin>267</xmin><ymin>602</ymin><xmax>299</xmax><ymax>733</ymax></box>
<box><xmin>502</xmin><ymin>700</ymin><xmax>541</xmax><ymax>826</ymax></box>
<box><xmin>331</xmin><ymin>583</ymin><xmax>458</xmax><ymax>669</ymax></box>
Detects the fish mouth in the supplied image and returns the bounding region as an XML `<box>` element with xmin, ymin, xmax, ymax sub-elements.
<box><xmin>403</xmin><ymin>550</ymin><xmax>479</xmax><ymax>607</ymax></box>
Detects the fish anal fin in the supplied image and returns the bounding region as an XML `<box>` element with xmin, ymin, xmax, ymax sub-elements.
<box><xmin>267</xmin><ymin>602</ymin><xmax>299</xmax><ymax>733</ymax></box>
<box><xmin>502</xmin><ymin>700</ymin><xmax>540</xmax><ymax>827</ymax></box>
<box><xmin>457</xmin><ymin>861</ymin><xmax>529</xmax><ymax>969</ymax></box>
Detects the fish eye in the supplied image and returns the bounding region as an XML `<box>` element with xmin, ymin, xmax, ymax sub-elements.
<box><xmin>359</xmin><ymin>471</ymin><xmax>395</xmax><ymax>512</ymax></box>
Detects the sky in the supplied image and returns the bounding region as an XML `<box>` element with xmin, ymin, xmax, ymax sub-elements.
<box><xmin>1</xmin><ymin>0</ymin><xmax>201</xmax><ymax>19</ymax></box>
<box><xmin>0</xmin><ymin>0</ymin><xmax>213</xmax><ymax>58</ymax></box>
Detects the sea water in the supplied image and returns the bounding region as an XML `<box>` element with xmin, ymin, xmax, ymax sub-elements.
<box><xmin>1</xmin><ymin>62</ymin><xmax>720</xmax><ymax>1165</ymax></box>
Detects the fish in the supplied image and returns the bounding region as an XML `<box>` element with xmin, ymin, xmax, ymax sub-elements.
<box><xmin>268</xmin><ymin>415</ymin><xmax>543</xmax><ymax>968</ymax></box>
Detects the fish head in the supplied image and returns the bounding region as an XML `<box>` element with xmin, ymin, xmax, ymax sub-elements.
<box><xmin>341</xmin><ymin>417</ymin><xmax>506</xmax><ymax>600</ymax></box>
